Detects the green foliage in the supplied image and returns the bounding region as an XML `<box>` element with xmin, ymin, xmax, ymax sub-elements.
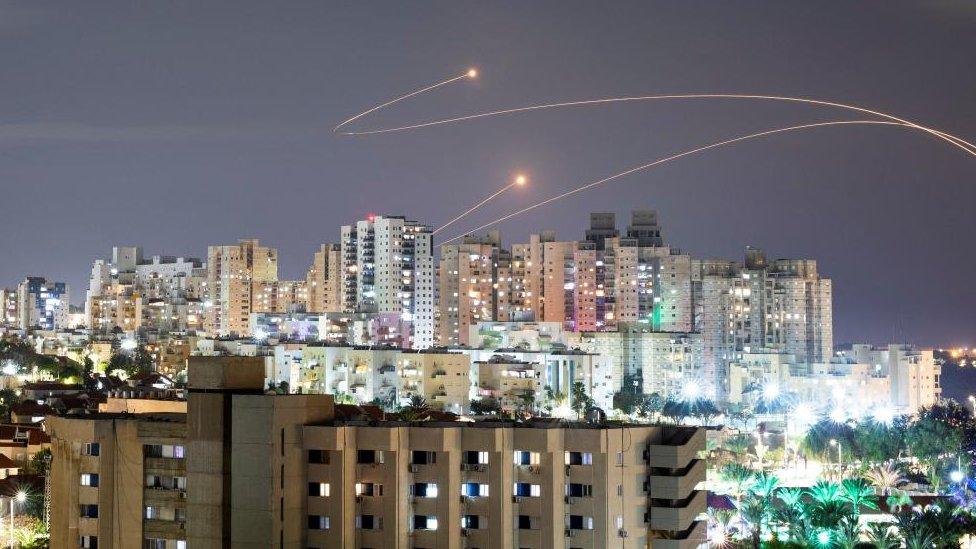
<box><xmin>852</xmin><ymin>419</ymin><xmax>905</xmax><ymax>464</ymax></box>
<box><xmin>839</xmin><ymin>478</ymin><xmax>879</xmax><ymax>516</ymax></box>
<box><xmin>108</xmin><ymin>347</ymin><xmax>154</xmax><ymax>378</ymax></box>
<box><xmin>865</xmin><ymin>463</ymin><xmax>906</xmax><ymax>495</ymax></box>
<box><xmin>802</xmin><ymin>419</ymin><xmax>855</xmax><ymax>458</ymax></box>
<box><xmin>570</xmin><ymin>381</ymin><xmax>594</xmax><ymax>419</ymax></box>
<box><xmin>0</xmin><ymin>387</ymin><xmax>20</xmax><ymax>423</ymax></box>
<box><xmin>904</xmin><ymin>406</ymin><xmax>964</xmax><ymax>465</ymax></box>
<box><xmin>26</xmin><ymin>448</ymin><xmax>51</xmax><ymax>476</ymax></box>
<box><xmin>469</xmin><ymin>398</ymin><xmax>501</xmax><ymax>415</ymax></box>
<box><xmin>865</xmin><ymin>523</ymin><xmax>900</xmax><ymax>549</ymax></box>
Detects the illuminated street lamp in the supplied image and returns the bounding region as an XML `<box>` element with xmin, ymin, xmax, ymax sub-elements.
<box><xmin>9</xmin><ymin>490</ymin><xmax>26</xmax><ymax>548</ymax></box>
<box><xmin>829</xmin><ymin>438</ymin><xmax>842</xmax><ymax>475</ymax></box>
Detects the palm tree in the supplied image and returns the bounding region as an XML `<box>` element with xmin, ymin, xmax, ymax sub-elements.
<box><xmin>773</xmin><ymin>487</ymin><xmax>807</xmax><ymax>542</ymax></box>
<box><xmin>885</xmin><ymin>489</ymin><xmax>912</xmax><ymax>514</ymax></box>
<box><xmin>805</xmin><ymin>481</ymin><xmax>853</xmax><ymax>531</ymax></box>
<box><xmin>865</xmin><ymin>523</ymin><xmax>900</xmax><ymax>549</ymax></box>
<box><xmin>752</xmin><ymin>472</ymin><xmax>780</xmax><ymax>500</ymax></box>
<box><xmin>865</xmin><ymin>463</ymin><xmax>906</xmax><ymax>496</ymax></box>
<box><xmin>840</xmin><ymin>478</ymin><xmax>879</xmax><ymax>517</ymax></box>
<box><xmin>897</xmin><ymin>514</ymin><xmax>937</xmax><ymax>549</ymax></box>
<box><xmin>738</xmin><ymin>495</ymin><xmax>768</xmax><ymax>549</ymax></box>
<box><xmin>836</xmin><ymin>516</ymin><xmax>863</xmax><ymax>549</ymax></box>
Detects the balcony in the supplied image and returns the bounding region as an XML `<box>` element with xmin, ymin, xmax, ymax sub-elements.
<box><xmin>143</xmin><ymin>488</ymin><xmax>187</xmax><ymax>506</ymax></box>
<box><xmin>647</xmin><ymin>459</ymin><xmax>706</xmax><ymax>500</ymax></box>
<box><xmin>144</xmin><ymin>518</ymin><xmax>186</xmax><ymax>538</ymax></box>
<box><xmin>650</xmin><ymin>520</ymin><xmax>707</xmax><ymax>549</ymax></box>
<box><xmin>144</xmin><ymin>457</ymin><xmax>185</xmax><ymax>474</ymax></box>
<box><xmin>646</xmin><ymin>427</ymin><xmax>704</xmax><ymax>468</ymax></box>
<box><xmin>648</xmin><ymin>490</ymin><xmax>706</xmax><ymax>532</ymax></box>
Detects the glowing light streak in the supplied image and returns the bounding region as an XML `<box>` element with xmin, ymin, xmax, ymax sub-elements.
<box><xmin>337</xmin><ymin>88</ymin><xmax>976</xmax><ymax>157</ymax></box>
<box><xmin>433</xmin><ymin>174</ymin><xmax>527</xmax><ymax>235</ymax></box>
<box><xmin>335</xmin><ymin>68</ymin><xmax>976</xmax><ymax>240</ymax></box>
<box><xmin>439</xmin><ymin>120</ymin><xmax>912</xmax><ymax>245</ymax></box>
<box><xmin>333</xmin><ymin>69</ymin><xmax>476</xmax><ymax>133</ymax></box>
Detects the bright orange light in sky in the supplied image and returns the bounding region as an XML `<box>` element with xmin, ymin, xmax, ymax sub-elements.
<box><xmin>467</xmin><ymin>68</ymin><xmax>478</xmax><ymax>78</ymax></box>
<box><xmin>515</xmin><ymin>174</ymin><xmax>527</xmax><ymax>185</ymax></box>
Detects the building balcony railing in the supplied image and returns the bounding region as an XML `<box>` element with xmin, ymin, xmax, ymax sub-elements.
<box><xmin>143</xmin><ymin>518</ymin><xmax>186</xmax><ymax>538</ymax></box>
<box><xmin>144</xmin><ymin>457</ymin><xmax>186</xmax><ymax>474</ymax></box>
<box><xmin>647</xmin><ymin>490</ymin><xmax>706</xmax><ymax>532</ymax></box>
<box><xmin>647</xmin><ymin>459</ymin><xmax>706</xmax><ymax>501</ymax></box>
<box><xmin>645</xmin><ymin>427</ymin><xmax>704</xmax><ymax>469</ymax></box>
<box><xmin>649</xmin><ymin>520</ymin><xmax>707</xmax><ymax>549</ymax></box>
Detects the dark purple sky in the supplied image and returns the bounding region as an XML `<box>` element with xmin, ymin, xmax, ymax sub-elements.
<box><xmin>2</xmin><ymin>1</ymin><xmax>974</xmax><ymax>346</ymax></box>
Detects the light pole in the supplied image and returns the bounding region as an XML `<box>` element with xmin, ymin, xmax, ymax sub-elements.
<box><xmin>9</xmin><ymin>491</ymin><xmax>25</xmax><ymax>548</ymax></box>
<box><xmin>829</xmin><ymin>439</ymin><xmax>842</xmax><ymax>477</ymax></box>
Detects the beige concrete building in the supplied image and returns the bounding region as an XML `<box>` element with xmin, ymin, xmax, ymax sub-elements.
<box><xmin>206</xmin><ymin>239</ymin><xmax>279</xmax><ymax>337</ymax></box>
<box><xmin>304</xmin><ymin>421</ymin><xmax>706</xmax><ymax>549</ymax></box>
<box><xmin>252</xmin><ymin>279</ymin><xmax>309</xmax><ymax>314</ymax></box>
<box><xmin>305</xmin><ymin>243</ymin><xmax>343</xmax><ymax>313</ymax></box>
<box><xmin>437</xmin><ymin>232</ymin><xmax>513</xmax><ymax>346</ymax></box>
<box><xmin>49</xmin><ymin>356</ymin><xmax>706</xmax><ymax>549</ymax></box>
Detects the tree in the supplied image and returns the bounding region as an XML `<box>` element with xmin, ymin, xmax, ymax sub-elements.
<box><xmin>107</xmin><ymin>347</ymin><xmax>153</xmax><ymax>378</ymax></box>
<box><xmin>805</xmin><ymin>481</ymin><xmax>854</xmax><ymax>531</ymax></box>
<box><xmin>865</xmin><ymin>523</ymin><xmax>900</xmax><ymax>549</ymax></box>
<box><xmin>905</xmin><ymin>410</ymin><xmax>963</xmax><ymax>466</ymax></box>
<box><xmin>802</xmin><ymin>419</ymin><xmax>855</xmax><ymax>458</ymax></box>
<box><xmin>773</xmin><ymin>487</ymin><xmax>807</xmax><ymax>543</ymax></box>
<box><xmin>865</xmin><ymin>463</ymin><xmax>907</xmax><ymax>496</ymax></box>
<box><xmin>0</xmin><ymin>387</ymin><xmax>20</xmax><ymax>423</ymax></box>
<box><xmin>25</xmin><ymin>448</ymin><xmax>51</xmax><ymax>476</ymax></box>
<box><xmin>469</xmin><ymin>398</ymin><xmax>501</xmax><ymax>415</ymax></box>
<box><xmin>839</xmin><ymin>477</ymin><xmax>879</xmax><ymax>517</ymax></box>
<box><xmin>636</xmin><ymin>393</ymin><xmax>664</xmax><ymax>419</ymax></box>
<box><xmin>853</xmin><ymin>419</ymin><xmax>905</xmax><ymax>465</ymax></box>
<box><xmin>570</xmin><ymin>381</ymin><xmax>594</xmax><ymax>419</ymax></box>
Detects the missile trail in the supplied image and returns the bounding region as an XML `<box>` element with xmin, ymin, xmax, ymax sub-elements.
<box><xmin>337</xmin><ymin>90</ymin><xmax>976</xmax><ymax>157</ymax></box>
<box><xmin>434</xmin><ymin>174</ymin><xmax>526</xmax><ymax>235</ymax></box>
<box><xmin>333</xmin><ymin>69</ymin><xmax>976</xmax><ymax>240</ymax></box>
<box><xmin>333</xmin><ymin>70</ymin><xmax>474</xmax><ymax>133</ymax></box>
<box><xmin>437</xmin><ymin>120</ymin><xmax>916</xmax><ymax>246</ymax></box>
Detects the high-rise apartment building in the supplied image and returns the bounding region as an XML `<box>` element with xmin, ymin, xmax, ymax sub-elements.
<box><xmin>16</xmin><ymin>276</ymin><xmax>70</xmax><ymax>331</ymax></box>
<box><xmin>1</xmin><ymin>287</ymin><xmax>19</xmax><ymax>326</ymax></box>
<box><xmin>48</xmin><ymin>356</ymin><xmax>706</xmax><ymax>549</ymax></box>
<box><xmin>206</xmin><ymin>239</ymin><xmax>278</xmax><ymax>337</ymax></box>
<box><xmin>438</xmin><ymin>231</ymin><xmax>512</xmax><ymax>346</ymax></box>
<box><xmin>340</xmin><ymin>216</ymin><xmax>435</xmax><ymax>349</ymax></box>
<box><xmin>85</xmin><ymin>247</ymin><xmax>206</xmax><ymax>333</ymax></box>
<box><xmin>305</xmin><ymin>243</ymin><xmax>343</xmax><ymax>313</ymax></box>
<box><xmin>694</xmin><ymin>248</ymin><xmax>833</xmax><ymax>400</ymax></box>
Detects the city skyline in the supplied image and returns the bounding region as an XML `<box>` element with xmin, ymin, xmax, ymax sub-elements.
<box><xmin>2</xmin><ymin>1</ymin><xmax>975</xmax><ymax>347</ymax></box>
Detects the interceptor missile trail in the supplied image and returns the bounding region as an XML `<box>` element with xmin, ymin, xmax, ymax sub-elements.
<box><xmin>433</xmin><ymin>174</ymin><xmax>526</xmax><ymax>236</ymax></box>
<box><xmin>436</xmin><ymin>119</ymin><xmax>916</xmax><ymax>246</ymax></box>
<box><xmin>334</xmin><ymin>68</ymin><xmax>976</xmax><ymax>242</ymax></box>
<box><xmin>336</xmin><ymin>86</ymin><xmax>976</xmax><ymax>157</ymax></box>
<box><xmin>332</xmin><ymin>68</ymin><xmax>477</xmax><ymax>133</ymax></box>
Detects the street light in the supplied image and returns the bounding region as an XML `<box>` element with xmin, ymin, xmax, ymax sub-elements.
<box><xmin>9</xmin><ymin>491</ymin><xmax>25</xmax><ymax>548</ymax></box>
<box><xmin>829</xmin><ymin>438</ymin><xmax>842</xmax><ymax>475</ymax></box>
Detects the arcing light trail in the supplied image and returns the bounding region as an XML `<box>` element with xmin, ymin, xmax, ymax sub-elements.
<box><xmin>433</xmin><ymin>173</ymin><xmax>526</xmax><ymax>235</ymax></box>
<box><xmin>436</xmin><ymin>120</ymin><xmax>912</xmax><ymax>245</ymax></box>
<box><xmin>335</xmin><ymin>68</ymin><xmax>976</xmax><ymax>240</ymax></box>
<box><xmin>332</xmin><ymin>69</ymin><xmax>475</xmax><ymax>133</ymax></box>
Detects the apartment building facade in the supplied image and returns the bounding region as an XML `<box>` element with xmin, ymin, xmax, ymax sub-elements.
<box><xmin>48</xmin><ymin>356</ymin><xmax>706</xmax><ymax>549</ymax></box>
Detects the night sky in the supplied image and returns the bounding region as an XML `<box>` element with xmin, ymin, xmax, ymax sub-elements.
<box><xmin>2</xmin><ymin>1</ymin><xmax>974</xmax><ymax>346</ymax></box>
